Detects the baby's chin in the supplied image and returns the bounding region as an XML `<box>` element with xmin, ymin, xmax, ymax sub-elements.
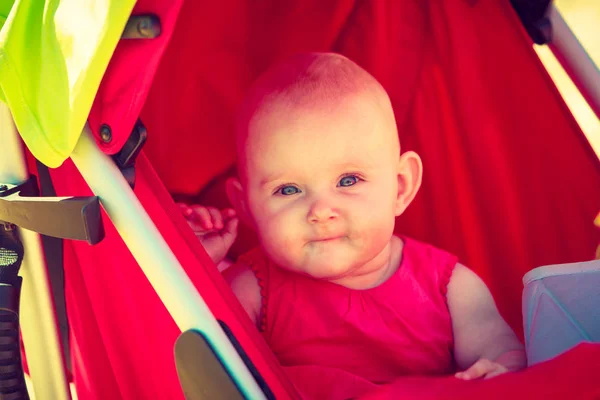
<box><xmin>283</xmin><ymin>255</ymin><xmax>361</xmax><ymax>282</ymax></box>
<box><xmin>266</xmin><ymin>239</ymin><xmax>387</xmax><ymax>280</ymax></box>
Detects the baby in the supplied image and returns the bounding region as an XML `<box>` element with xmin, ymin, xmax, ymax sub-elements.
<box><xmin>180</xmin><ymin>53</ymin><xmax>526</xmax><ymax>398</ymax></box>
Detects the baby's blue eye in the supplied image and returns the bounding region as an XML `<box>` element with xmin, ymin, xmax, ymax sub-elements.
<box><xmin>339</xmin><ymin>175</ymin><xmax>359</xmax><ymax>187</ymax></box>
<box><xmin>278</xmin><ymin>185</ymin><xmax>300</xmax><ymax>195</ymax></box>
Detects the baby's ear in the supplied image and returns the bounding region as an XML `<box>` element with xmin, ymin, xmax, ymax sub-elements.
<box><xmin>225</xmin><ymin>177</ymin><xmax>253</xmax><ymax>227</ymax></box>
<box><xmin>395</xmin><ymin>151</ymin><xmax>423</xmax><ymax>216</ymax></box>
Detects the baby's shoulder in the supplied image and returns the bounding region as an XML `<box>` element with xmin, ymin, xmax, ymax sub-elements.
<box><xmin>399</xmin><ymin>235</ymin><xmax>456</xmax><ymax>262</ymax></box>
<box><xmin>398</xmin><ymin>236</ymin><xmax>457</xmax><ymax>272</ymax></box>
<box><xmin>395</xmin><ymin>235</ymin><xmax>459</xmax><ymax>294</ymax></box>
<box><xmin>222</xmin><ymin>259</ymin><xmax>262</xmax><ymax>325</ymax></box>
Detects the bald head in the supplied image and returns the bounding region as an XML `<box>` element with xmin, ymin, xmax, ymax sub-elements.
<box><xmin>240</xmin><ymin>53</ymin><xmax>386</xmax><ymax>110</ymax></box>
<box><xmin>235</xmin><ymin>53</ymin><xmax>400</xmax><ymax>181</ymax></box>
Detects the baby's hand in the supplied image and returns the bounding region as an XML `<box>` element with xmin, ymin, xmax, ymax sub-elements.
<box><xmin>454</xmin><ymin>358</ymin><xmax>509</xmax><ymax>380</ymax></box>
<box><xmin>178</xmin><ymin>203</ymin><xmax>238</xmax><ymax>265</ymax></box>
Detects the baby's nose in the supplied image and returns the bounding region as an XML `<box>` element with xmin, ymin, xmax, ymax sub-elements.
<box><xmin>307</xmin><ymin>198</ymin><xmax>339</xmax><ymax>224</ymax></box>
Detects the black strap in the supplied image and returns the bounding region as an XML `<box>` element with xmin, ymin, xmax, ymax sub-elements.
<box><xmin>36</xmin><ymin>160</ymin><xmax>71</xmax><ymax>373</ymax></box>
<box><xmin>510</xmin><ymin>0</ymin><xmax>552</xmax><ymax>44</ymax></box>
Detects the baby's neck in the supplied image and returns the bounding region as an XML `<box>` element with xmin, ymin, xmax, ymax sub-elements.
<box><xmin>329</xmin><ymin>236</ymin><xmax>404</xmax><ymax>290</ymax></box>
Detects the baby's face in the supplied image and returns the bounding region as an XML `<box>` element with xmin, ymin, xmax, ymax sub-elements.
<box><xmin>241</xmin><ymin>94</ymin><xmax>401</xmax><ymax>280</ymax></box>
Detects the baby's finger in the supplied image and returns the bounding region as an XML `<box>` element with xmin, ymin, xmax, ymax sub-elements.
<box><xmin>222</xmin><ymin>217</ymin><xmax>239</xmax><ymax>246</ymax></box>
<box><xmin>222</xmin><ymin>208</ymin><xmax>237</xmax><ymax>219</ymax></box>
<box><xmin>207</xmin><ymin>207</ymin><xmax>224</xmax><ymax>230</ymax></box>
<box><xmin>191</xmin><ymin>206</ymin><xmax>213</xmax><ymax>230</ymax></box>
<box><xmin>455</xmin><ymin>359</ymin><xmax>494</xmax><ymax>380</ymax></box>
<box><xmin>483</xmin><ymin>364</ymin><xmax>509</xmax><ymax>380</ymax></box>
<box><xmin>177</xmin><ymin>203</ymin><xmax>193</xmax><ymax>217</ymax></box>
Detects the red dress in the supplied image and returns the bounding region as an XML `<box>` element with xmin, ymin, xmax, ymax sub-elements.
<box><xmin>238</xmin><ymin>236</ymin><xmax>458</xmax><ymax>399</ymax></box>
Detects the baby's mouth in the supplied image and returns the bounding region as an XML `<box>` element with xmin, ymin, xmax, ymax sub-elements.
<box><xmin>311</xmin><ymin>235</ymin><xmax>344</xmax><ymax>243</ymax></box>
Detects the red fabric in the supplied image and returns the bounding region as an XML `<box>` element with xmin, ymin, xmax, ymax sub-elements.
<box><xmin>359</xmin><ymin>343</ymin><xmax>600</xmax><ymax>400</ymax></box>
<box><xmin>29</xmin><ymin>0</ymin><xmax>599</xmax><ymax>399</ymax></box>
<box><xmin>398</xmin><ymin>1</ymin><xmax>600</xmax><ymax>337</ymax></box>
<box><xmin>88</xmin><ymin>0</ymin><xmax>184</xmax><ymax>155</ymax></box>
<box><xmin>36</xmin><ymin>152</ymin><xmax>298</xmax><ymax>400</ymax></box>
<box><xmin>240</xmin><ymin>237</ymin><xmax>457</xmax><ymax>399</ymax></box>
<box><xmin>141</xmin><ymin>0</ymin><xmax>600</xmax><ymax>339</ymax></box>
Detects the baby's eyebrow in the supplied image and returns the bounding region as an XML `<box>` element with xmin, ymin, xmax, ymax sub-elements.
<box><xmin>259</xmin><ymin>174</ymin><xmax>285</xmax><ymax>188</ymax></box>
<box><xmin>334</xmin><ymin>161</ymin><xmax>374</xmax><ymax>172</ymax></box>
<box><xmin>336</xmin><ymin>162</ymin><xmax>363</xmax><ymax>170</ymax></box>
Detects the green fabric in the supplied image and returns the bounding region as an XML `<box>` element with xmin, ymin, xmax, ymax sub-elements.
<box><xmin>0</xmin><ymin>0</ymin><xmax>135</xmax><ymax>167</ymax></box>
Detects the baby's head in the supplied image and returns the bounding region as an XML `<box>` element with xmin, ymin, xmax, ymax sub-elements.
<box><xmin>227</xmin><ymin>53</ymin><xmax>422</xmax><ymax>281</ymax></box>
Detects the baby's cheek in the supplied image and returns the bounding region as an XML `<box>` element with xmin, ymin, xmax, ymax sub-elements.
<box><xmin>356</xmin><ymin>208</ymin><xmax>396</xmax><ymax>252</ymax></box>
<box><xmin>356</xmin><ymin>196</ymin><xmax>395</xmax><ymax>229</ymax></box>
<box><xmin>261</xmin><ymin>232</ymin><xmax>302</xmax><ymax>273</ymax></box>
<box><xmin>260</xmin><ymin>216</ymin><xmax>299</xmax><ymax>254</ymax></box>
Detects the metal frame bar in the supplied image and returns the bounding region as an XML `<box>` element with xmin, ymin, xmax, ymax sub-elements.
<box><xmin>69</xmin><ymin>124</ymin><xmax>266</xmax><ymax>399</ymax></box>
<box><xmin>0</xmin><ymin>104</ymin><xmax>72</xmax><ymax>400</ymax></box>
<box><xmin>546</xmin><ymin>3</ymin><xmax>600</xmax><ymax>120</ymax></box>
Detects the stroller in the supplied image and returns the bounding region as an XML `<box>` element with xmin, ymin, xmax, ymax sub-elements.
<box><xmin>0</xmin><ymin>0</ymin><xmax>599</xmax><ymax>399</ymax></box>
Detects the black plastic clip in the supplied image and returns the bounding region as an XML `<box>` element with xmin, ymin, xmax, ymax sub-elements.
<box><xmin>510</xmin><ymin>0</ymin><xmax>553</xmax><ymax>45</ymax></box>
<box><xmin>112</xmin><ymin>119</ymin><xmax>148</xmax><ymax>190</ymax></box>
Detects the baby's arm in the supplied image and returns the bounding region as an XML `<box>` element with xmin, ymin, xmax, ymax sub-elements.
<box><xmin>447</xmin><ymin>263</ymin><xmax>526</xmax><ymax>380</ymax></box>
<box><xmin>222</xmin><ymin>263</ymin><xmax>261</xmax><ymax>326</ymax></box>
<box><xmin>179</xmin><ymin>203</ymin><xmax>261</xmax><ymax>325</ymax></box>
